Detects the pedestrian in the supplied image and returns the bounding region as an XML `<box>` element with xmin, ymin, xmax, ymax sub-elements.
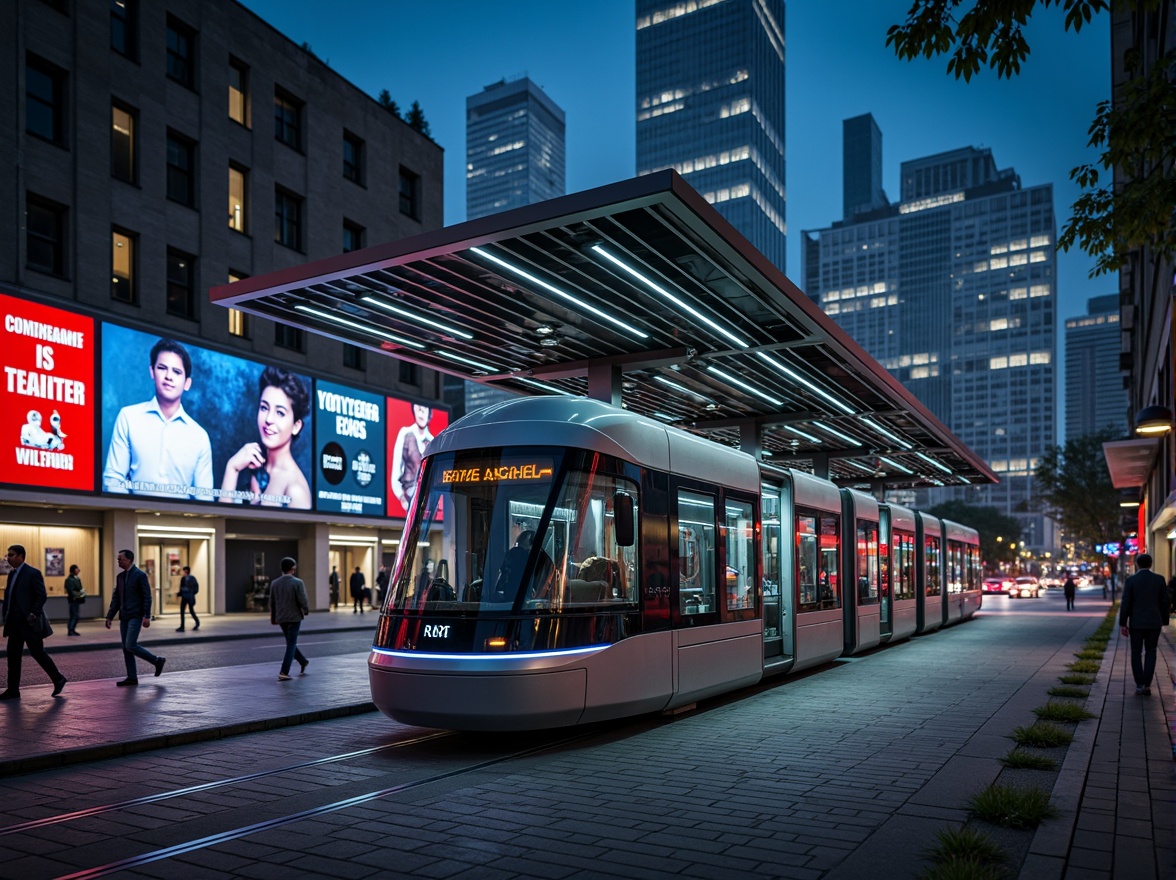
<box><xmin>1</xmin><ymin>544</ymin><xmax>67</xmax><ymax>699</ymax></box>
<box><xmin>350</xmin><ymin>566</ymin><xmax>367</xmax><ymax>613</ymax></box>
<box><xmin>65</xmin><ymin>564</ymin><xmax>86</xmax><ymax>635</ymax></box>
<box><xmin>1119</xmin><ymin>553</ymin><xmax>1172</xmax><ymax>696</ymax></box>
<box><xmin>105</xmin><ymin>548</ymin><xmax>166</xmax><ymax>686</ymax></box>
<box><xmin>329</xmin><ymin>565</ymin><xmax>340</xmax><ymax>609</ymax></box>
<box><xmin>375</xmin><ymin>564</ymin><xmax>389</xmax><ymax>607</ymax></box>
<box><xmin>1063</xmin><ymin>574</ymin><xmax>1076</xmax><ymax>611</ymax></box>
<box><xmin>175</xmin><ymin>565</ymin><xmax>200</xmax><ymax>632</ymax></box>
<box><xmin>269</xmin><ymin>557</ymin><xmax>309</xmax><ymax>681</ymax></box>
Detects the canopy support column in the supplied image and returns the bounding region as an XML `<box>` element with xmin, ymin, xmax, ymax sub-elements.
<box><xmin>587</xmin><ymin>361</ymin><xmax>622</xmax><ymax>407</ymax></box>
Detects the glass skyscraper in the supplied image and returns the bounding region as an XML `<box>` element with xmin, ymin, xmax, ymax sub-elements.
<box><xmin>466</xmin><ymin>76</ymin><xmax>566</xmax><ymax>221</ymax></box>
<box><xmin>1065</xmin><ymin>294</ymin><xmax>1124</xmax><ymax>441</ymax></box>
<box><xmin>636</xmin><ymin>0</ymin><xmax>787</xmax><ymax>270</ymax></box>
<box><xmin>804</xmin><ymin>118</ymin><xmax>1058</xmax><ymax>551</ymax></box>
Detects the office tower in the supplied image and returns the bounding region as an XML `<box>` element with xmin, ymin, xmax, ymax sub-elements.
<box><xmin>1065</xmin><ymin>295</ymin><xmax>1124</xmax><ymax>441</ymax></box>
<box><xmin>3</xmin><ymin>0</ymin><xmax>444</xmax><ymax>611</ymax></box>
<box><xmin>636</xmin><ymin>0</ymin><xmax>787</xmax><ymax>270</ymax></box>
<box><xmin>842</xmin><ymin>114</ymin><xmax>889</xmax><ymax>220</ymax></box>
<box><xmin>803</xmin><ymin>128</ymin><xmax>1058</xmax><ymax>551</ymax></box>
<box><xmin>466</xmin><ymin>76</ymin><xmax>566</xmax><ymax>220</ymax></box>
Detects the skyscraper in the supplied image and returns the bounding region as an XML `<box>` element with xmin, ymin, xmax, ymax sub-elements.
<box><xmin>466</xmin><ymin>76</ymin><xmax>566</xmax><ymax>221</ymax></box>
<box><xmin>804</xmin><ymin>119</ymin><xmax>1058</xmax><ymax>550</ymax></box>
<box><xmin>636</xmin><ymin>0</ymin><xmax>787</xmax><ymax>270</ymax></box>
<box><xmin>1065</xmin><ymin>294</ymin><xmax>1124</xmax><ymax>441</ymax></box>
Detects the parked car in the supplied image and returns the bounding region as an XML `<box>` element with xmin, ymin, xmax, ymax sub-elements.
<box><xmin>1008</xmin><ymin>576</ymin><xmax>1041</xmax><ymax>599</ymax></box>
<box><xmin>983</xmin><ymin>576</ymin><xmax>1013</xmax><ymax>594</ymax></box>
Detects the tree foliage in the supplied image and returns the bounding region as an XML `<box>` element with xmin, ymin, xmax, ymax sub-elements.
<box><xmin>377</xmin><ymin>90</ymin><xmax>401</xmax><ymax>119</ymax></box>
<box><xmin>887</xmin><ymin>1</ymin><xmax>1176</xmax><ymax>278</ymax></box>
<box><xmin>1033</xmin><ymin>429</ymin><xmax>1122</xmax><ymax>554</ymax></box>
<box><xmin>925</xmin><ymin>501</ymin><xmax>1023</xmax><ymax>565</ymax></box>
<box><xmin>406</xmin><ymin>100</ymin><xmax>431</xmax><ymax>138</ymax></box>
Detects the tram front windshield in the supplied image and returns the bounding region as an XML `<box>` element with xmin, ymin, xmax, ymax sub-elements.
<box><xmin>387</xmin><ymin>447</ymin><xmax>638</xmax><ymax>615</ymax></box>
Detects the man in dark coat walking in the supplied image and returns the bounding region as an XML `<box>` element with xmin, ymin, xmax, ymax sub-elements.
<box><xmin>350</xmin><ymin>566</ymin><xmax>367</xmax><ymax>613</ymax></box>
<box><xmin>1</xmin><ymin>544</ymin><xmax>66</xmax><ymax>699</ymax></box>
<box><xmin>105</xmin><ymin>548</ymin><xmax>166</xmax><ymax>686</ymax></box>
<box><xmin>1119</xmin><ymin>553</ymin><xmax>1172</xmax><ymax>696</ymax></box>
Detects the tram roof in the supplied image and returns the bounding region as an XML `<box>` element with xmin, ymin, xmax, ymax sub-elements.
<box><xmin>212</xmin><ymin>171</ymin><xmax>995</xmax><ymax>490</ymax></box>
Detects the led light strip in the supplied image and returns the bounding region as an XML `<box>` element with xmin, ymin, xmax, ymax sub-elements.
<box><xmin>361</xmin><ymin>296</ymin><xmax>474</xmax><ymax>340</ymax></box>
<box><xmin>592</xmin><ymin>245</ymin><xmax>748</xmax><ymax>348</ymax></box>
<box><xmin>293</xmin><ymin>305</ymin><xmax>424</xmax><ymax>348</ymax></box>
<box><xmin>813</xmin><ymin>423</ymin><xmax>862</xmax><ymax>446</ymax></box>
<box><xmin>756</xmin><ymin>352</ymin><xmax>856</xmax><ymax>414</ymax></box>
<box><xmin>470</xmin><ymin>247</ymin><xmax>648</xmax><ymax>339</ymax></box>
<box><xmin>878</xmin><ymin>455</ymin><xmax>914</xmax><ymax>474</ymax></box>
<box><xmin>516</xmin><ymin>377</ymin><xmax>574</xmax><ymax>396</ymax></box>
<box><xmin>705</xmin><ymin>365</ymin><xmax>783</xmax><ymax>406</ymax></box>
<box><xmin>915</xmin><ymin>451</ymin><xmax>953</xmax><ymax>474</ymax></box>
<box><xmin>437</xmin><ymin>350</ymin><xmax>503</xmax><ymax>373</ymax></box>
<box><xmin>783</xmin><ymin>425</ymin><xmax>822</xmax><ymax>444</ymax></box>
<box><xmin>653</xmin><ymin>375</ymin><xmax>715</xmax><ymax>405</ymax></box>
<box><xmin>861</xmin><ymin>417</ymin><xmax>912</xmax><ymax>449</ymax></box>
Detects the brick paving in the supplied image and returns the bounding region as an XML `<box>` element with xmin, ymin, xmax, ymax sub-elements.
<box><xmin>0</xmin><ymin>597</ymin><xmax>1171</xmax><ymax>879</ymax></box>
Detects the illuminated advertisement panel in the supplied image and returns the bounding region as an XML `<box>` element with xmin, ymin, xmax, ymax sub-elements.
<box><xmin>314</xmin><ymin>380</ymin><xmax>385</xmax><ymax>516</ymax></box>
<box><xmin>100</xmin><ymin>324</ymin><xmax>314</xmax><ymax>508</ymax></box>
<box><xmin>387</xmin><ymin>397</ymin><xmax>448</xmax><ymax>518</ymax></box>
<box><xmin>1</xmin><ymin>293</ymin><xmax>96</xmax><ymax>491</ymax></box>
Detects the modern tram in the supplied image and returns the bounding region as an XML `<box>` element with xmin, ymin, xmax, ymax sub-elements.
<box><xmin>370</xmin><ymin>397</ymin><xmax>982</xmax><ymax>731</ymax></box>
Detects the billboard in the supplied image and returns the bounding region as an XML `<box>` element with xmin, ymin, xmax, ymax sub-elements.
<box><xmin>100</xmin><ymin>324</ymin><xmax>314</xmax><ymax>508</ymax></box>
<box><xmin>2</xmin><ymin>293</ymin><xmax>96</xmax><ymax>491</ymax></box>
<box><xmin>387</xmin><ymin>398</ymin><xmax>448</xmax><ymax>518</ymax></box>
<box><xmin>314</xmin><ymin>380</ymin><xmax>386</xmax><ymax>516</ymax></box>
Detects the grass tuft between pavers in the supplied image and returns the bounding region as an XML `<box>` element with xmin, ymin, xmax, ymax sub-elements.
<box><xmin>1047</xmin><ymin>685</ymin><xmax>1090</xmax><ymax>699</ymax></box>
<box><xmin>919</xmin><ymin>858</ymin><xmax>1007</xmax><ymax>880</ymax></box>
<box><xmin>1032</xmin><ymin>701</ymin><xmax>1095</xmax><ymax>723</ymax></box>
<box><xmin>1073</xmin><ymin>648</ymin><xmax>1104</xmax><ymax>660</ymax></box>
<box><xmin>1058</xmin><ymin>673</ymin><xmax>1096</xmax><ymax>686</ymax></box>
<box><xmin>969</xmin><ymin>784</ymin><xmax>1058</xmax><ymax>829</ymax></box>
<box><xmin>1001</xmin><ymin>748</ymin><xmax>1057</xmax><ymax>770</ymax></box>
<box><xmin>919</xmin><ymin>826</ymin><xmax>1008</xmax><ymax>880</ymax></box>
<box><xmin>1012</xmin><ymin>721</ymin><xmax>1074</xmax><ymax>748</ymax></box>
<box><xmin>1066</xmin><ymin>659</ymin><xmax>1101</xmax><ymax>674</ymax></box>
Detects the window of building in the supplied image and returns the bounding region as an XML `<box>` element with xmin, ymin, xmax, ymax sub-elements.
<box><xmin>399</xmin><ymin>360</ymin><xmax>419</xmax><ymax>386</ymax></box>
<box><xmin>228</xmin><ymin>58</ymin><xmax>249</xmax><ymax>126</ymax></box>
<box><xmin>342</xmin><ymin>219</ymin><xmax>364</xmax><ymax>253</ymax></box>
<box><xmin>166</xmin><ymin>249</ymin><xmax>195</xmax><ymax>319</ymax></box>
<box><xmin>274</xmin><ymin>187</ymin><xmax>303</xmax><ymax>251</ymax></box>
<box><xmin>165</xmin><ymin>16</ymin><xmax>196</xmax><ymax>89</ymax></box>
<box><xmin>26</xmin><ymin>194</ymin><xmax>67</xmax><ymax>277</ymax></box>
<box><xmin>275</xmin><ymin>323</ymin><xmax>304</xmax><ymax>352</ymax></box>
<box><xmin>227</xmin><ymin>271</ymin><xmax>250</xmax><ymax>337</ymax></box>
<box><xmin>228</xmin><ymin>164</ymin><xmax>247</xmax><ymax>233</ymax></box>
<box><xmin>111</xmin><ymin>102</ymin><xmax>136</xmax><ymax>183</ymax></box>
<box><xmin>274</xmin><ymin>87</ymin><xmax>302</xmax><ymax>149</ymax></box>
<box><xmin>343</xmin><ymin>344</ymin><xmax>365</xmax><ymax>370</ymax></box>
<box><xmin>343</xmin><ymin>131</ymin><xmax>364</xmax><ymax>184</ymax></box>
<box><xmin>110</xmin><ymin>0</ymin><xmax>137</xmax><ymax>59</ymax></box>
<box><xmin>111</xmin><ymin>227</ymin><xmax>135</xmax><ymax>303</ymax></box>
<box><xmin>398</xmin><ymin>166</ymin><xmax>420</xmax><ymax>219</ymax></box>
<box><xmin>166</xmin><ymin>131</ymin><xmax>195</xmax><ymax>206</ymax></box>
<box><xmin>26</xmin><ymin>55</ymin><xmax>66</xmax><ymax>145</ymax></box>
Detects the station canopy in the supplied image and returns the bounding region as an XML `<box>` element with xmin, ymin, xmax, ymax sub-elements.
<box><xmin>212</xmin><ymin>171</ymin><xmax>995</xmax><ymax>491</ymax></box>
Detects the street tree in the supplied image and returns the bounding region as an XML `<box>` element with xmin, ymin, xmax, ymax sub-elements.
<box><xmin>1033</xmin><ymin>429</ymin><xmax>1122</xmax><ymax>558</ymax></box>
<box><xmin>886</xmin><ymin>1</ymin><xmax>1175</xmax><ymax>281</ymax></box>
<box><xmin>924</xmin><ymin>501</ymin><xmax>1022</xmax><ymax>566</ymax></box>
<box><xmin>406</xmin><ymin>101</ymin><xmax>432</xmax><ymax>138</ymax></box>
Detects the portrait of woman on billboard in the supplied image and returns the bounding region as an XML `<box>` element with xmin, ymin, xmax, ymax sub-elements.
<box><xmin>219</xmin><ymin>366</ymin><xmax>312</xmax><ymax>509</ymax></box>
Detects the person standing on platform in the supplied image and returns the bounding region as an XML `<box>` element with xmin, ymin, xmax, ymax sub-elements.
<box><xmin>1063</xmin><ymin>574</ymin><xmax>1077</xmax><ymax>611</ymax></box>
<box><xmin>270</xmin><ymin>557</ymin><xmax>309</xmax><ymax>681</ymax></box>
<box><xmin>329</xmin><ymin>565</ymin><xmax>340</xmax><ymax>609</ymax></box>
<box><xmin>1119</xmin><ymin>553</ymin><xmax>1172</xmax><ymax>696</ymax></box>
<box><xmin>0</xmin><ymin>545</ymin><xmax>66</xmax><ymax>699</ymax></box>
<box><xmin>175</xmin><ymin>566</ymin><xmax>200</xmax><ymax>632</ymax></box>
<box><xmin>65</xmin><ymin>564</ymin><xmax>86</xmax><ymax>635</ymax></box>
<box><xmin>350</xmin><ymin>566</ymin><xmax>367</xmax><ymax>613</ymax></box>
<box><xmin>105</xmin><ymin>549</ymin><xmax>166</xmax><ymax>686</ymax></box>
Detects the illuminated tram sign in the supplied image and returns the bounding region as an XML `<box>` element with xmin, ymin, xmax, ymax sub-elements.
<box><xmin>441</xmin><ymin>461</ymin><xmax>553</xmax><ymax>484</ymax></box>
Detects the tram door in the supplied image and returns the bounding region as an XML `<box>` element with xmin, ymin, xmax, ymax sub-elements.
<box><xmin>878</xmin><ymin>509</ymin><xmax>892</xmax><ymax>639</ymax></box>
<box><xmin>760</xmin><ymin>488</ymin><xmax>791</xmax><ymax>659</ymax></box>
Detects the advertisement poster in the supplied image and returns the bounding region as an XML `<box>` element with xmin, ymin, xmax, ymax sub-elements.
<box><xmin>314</xmin><ymin>380</ymin><xmax>386</xmax><ymax>516</ymax></box>
<box><xmin>386</xmin><ymin>398</ymin><xmax>448</xmax><ymax>518</ymax></box>
<box><xmin>1</xmin><ymin>293</ymin><xmax>96</xmax><ymax>491</ymax></box>
<box><xmin>100</xmin><ymin>324</ymin><xmax>313</xmax><ymax>508</ymax></box>
<box><xmin>44</xmin><ymin>548</ymin><xmax>65</xmax><ymax>577</ymax></box>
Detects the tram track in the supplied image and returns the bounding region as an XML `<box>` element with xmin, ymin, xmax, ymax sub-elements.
<box><xmin>49</xmin><ymin>729</ymin><xmax>598</xmax><ymax>880</ymax></box>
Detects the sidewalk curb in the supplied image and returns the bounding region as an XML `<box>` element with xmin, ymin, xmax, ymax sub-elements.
<box><xmin>0</xmin><ymin>700</ymin><xmax>377</xmax><ymax>777</ymax></box>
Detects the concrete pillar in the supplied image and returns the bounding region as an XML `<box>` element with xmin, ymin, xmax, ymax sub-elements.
<box><xmin>299</xmin><ymin>522</ymin><xmax>331</xmax><ymax>611</ymax></box>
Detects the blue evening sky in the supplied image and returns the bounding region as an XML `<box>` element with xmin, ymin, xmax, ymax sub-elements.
<box><xmin>238</xmin><ymin>0</ymin><xmax>1111</xmax><ymax>323</ymax></box>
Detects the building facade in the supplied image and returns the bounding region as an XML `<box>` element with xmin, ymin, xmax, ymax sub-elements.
<box><xmin>465</xmin><ymin>76</ymin><xmax>566</xmax><ymax>221</ymax></box>
<box><xmin>636</xmin><ymin>0</ymin><xmax>787</xmax><ymax>271</ymax></box>
<box><xmin>1</xmin><ymin>0</ymin><xmax>445</xmax><ymax>621</ymax></box>
<box><xmin>803</xmin><ymin>123</ymin><xmax>1058</xmax><ymax>551</ymax></box>
<box><xmin>1064</xmin><ymin>294</ymin><xmax>1124</xmax><ymax>441</ymax></box>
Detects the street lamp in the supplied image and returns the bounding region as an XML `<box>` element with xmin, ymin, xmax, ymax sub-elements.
<box><xmin>1134</xmin><ymin>404</ymin><xmax>1173</xmax><ymax>436</ymax></box>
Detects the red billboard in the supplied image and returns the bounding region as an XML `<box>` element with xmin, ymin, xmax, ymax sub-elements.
<box><xmin>1</xmin><ymin>293</ymin><xmax>95</xmax><ymax>491</ymax></box>
<box><xmin>386</xmin><ymin>397</ymin><xmax>448</xmax><ymax>518</ymax></box>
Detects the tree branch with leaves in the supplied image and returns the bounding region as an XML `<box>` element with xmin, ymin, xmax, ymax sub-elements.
<box><xmin>1033</xmin><ymin>429</ymin><xmax>1123</xmax><ymax>557</ymax></box>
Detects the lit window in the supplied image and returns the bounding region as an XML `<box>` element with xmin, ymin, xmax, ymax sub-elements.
<box><xmin>228</xmin><ymin>165</ymin><xmax>247</xmax><ymax>232</ymax></box>
<box><xmin>1030</xmin><ymin>250</ymin><xmax>1047</xmax><ymax>263</ymax></box>
<box><xmin>112</xmin><ymin>228</ymin><xmax>135</xmax><ymax>303</ymax></box>
<box><xmin>229</xmin><ymin>59</ymin><xmax>249</xmax><ymax>126</ymax></box>
<box><xmin>1030</xmin><ymin>284</ymin><xmax>1050</xmax><ymax>298</ymax></box>
<box><xmin>1009</xmin><ymin>287</ymin><xmax>1028</xmax><ymax>300</ymax></box>
<box><xmin>990</xmin><ymin>356</ymin><xmax>1008</xmax><ymax>370</ymax></box>
<box><xmin>111</xmin><ymin>103</ymin><xmax>135</xmax><ymax>183</ymax></box>
<box><xmin>1030</xmin><ymin>234</ymin><xmax>1050</xmax><ymax>247</ymax></box>
<box><xmin>1030</xmin><ymin>351</ymin><xmax>1051</xmax><ymax>364</ymax></box>
<box><xmin>989</xmin><ymin>318</ymin><xmax>1008</xmax><ymax>331</ymax></box>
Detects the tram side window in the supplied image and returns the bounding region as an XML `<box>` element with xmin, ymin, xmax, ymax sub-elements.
<box><xmin>561</xmin><ymin>473</ymin><xmax>639</xmax><ymax>607</ymax></box>
<box><xmin>966</xmin><ymin>545</ymin><xmax>981</xmax><ymax>591</ymax></box>
<box><xmin>724</xmin><ymin>498</ymin><xmax>754</xmax><ymax>611</ymax></box>
<box><xmin>893</xmin><ymin>532</ymin><xmax>916</xmax><ymax>601</ymax></box>
<box><xmin>797</xmin><ymin>512</ymin><xmax>840</xmax><ymax>611</ymax></box>
<box><xmin>856</xmin><ymin>521</ymin><xmax>879</xmax><ymax>605</ymax></box>
<box><xmin>760</xmin><ymin>491</ymin><xmax>781</xmax><ymax>600</ymax></box>
<box><xmin>679</xmin><ymin>490</ymin><xmax>716</xmax><ymax>615</ymax></box>
<box><xmin>947</xmin><ymin>541</ymin><xmax>964</xmax><ymax>594</ymax></box>
<box><xmin>924</xmin><ymin>536</ymin><xmax>941</xmax><ymax>596</ymax></box>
